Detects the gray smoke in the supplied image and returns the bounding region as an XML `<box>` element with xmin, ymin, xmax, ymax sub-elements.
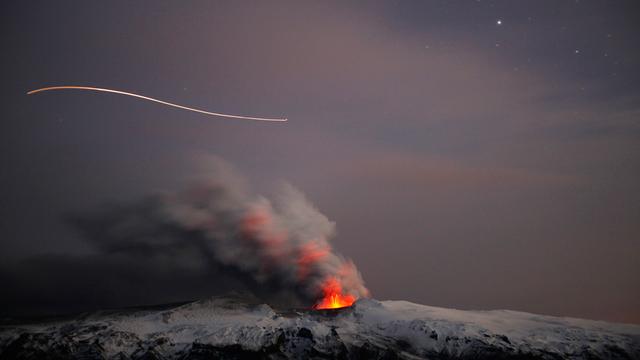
<box><xmin>70</xmin><ymin>159</ymin><xmax>369</xmax><ymax>307</ymax></box>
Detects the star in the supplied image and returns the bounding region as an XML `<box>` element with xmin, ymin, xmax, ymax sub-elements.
<box><xmin>496</xmin><ymin>19</ymin><xmax>502</xmax><ymax>25</ymax></box>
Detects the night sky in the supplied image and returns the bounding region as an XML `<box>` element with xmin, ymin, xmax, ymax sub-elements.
<box><xmin>2</xmin><ymin>1</ymin><xmax>639</xmax><ymax>323</ymax></box>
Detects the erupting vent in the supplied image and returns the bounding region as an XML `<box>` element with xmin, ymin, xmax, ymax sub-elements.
<box><xmin>313</xmin><ymin>277</ymin><xmax>356</xmax><ymax>309</ymax></box>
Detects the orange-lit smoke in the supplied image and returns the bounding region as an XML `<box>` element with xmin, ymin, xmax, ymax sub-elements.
<box><xmin>97</xmin><ymin>160</ymin><xmax>369</xmax><ymax>309</ymax></box>
<box><xmin>237</xmin><ymin>191</ymin><xmax>368</xmax><ymax>308</ymax></box>
<box><xmin>296</xmin><ymin>240</ymin><xmax>330</xmax><ymax>280</ymax></box>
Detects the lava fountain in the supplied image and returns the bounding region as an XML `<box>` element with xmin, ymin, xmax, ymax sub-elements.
<box><xmin>313</xmin><ymin>277</ymin><xmax>357</xmax><ymax>309</ymax></box>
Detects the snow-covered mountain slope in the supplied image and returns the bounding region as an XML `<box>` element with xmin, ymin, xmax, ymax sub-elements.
<box><xmin>1</xmin><ymin>296</ymin><xmax>638</xmax><ymax>359</ymax></box>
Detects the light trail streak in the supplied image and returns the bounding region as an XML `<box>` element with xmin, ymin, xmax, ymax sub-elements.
<box><xmin>27</xmin><ymin>86</ymin><xmax>287</xmax><ymax>122</ymax></box>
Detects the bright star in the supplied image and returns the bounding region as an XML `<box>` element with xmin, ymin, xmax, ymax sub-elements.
<box><xmin>496</xmin><ymin>20</ymin><xmax>502</xmax><ymax>25</ymax></box>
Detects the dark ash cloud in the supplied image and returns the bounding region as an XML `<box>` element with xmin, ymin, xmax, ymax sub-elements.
<box><xmin>1</xmin><ymin>159</ymin><xmax>367</xmax><ymax>317</ymax></box>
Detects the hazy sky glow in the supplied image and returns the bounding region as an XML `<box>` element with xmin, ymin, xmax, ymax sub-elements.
<box><xmin>1</xmin><ymin>1</ymin><xmax>639</xmax><ymax>323</ymax></box>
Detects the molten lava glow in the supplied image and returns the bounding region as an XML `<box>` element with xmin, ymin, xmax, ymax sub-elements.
<box><xmin>313</xmin><ymin>277</ymin><xmax>357</xmax><ymax>309</ymax></box>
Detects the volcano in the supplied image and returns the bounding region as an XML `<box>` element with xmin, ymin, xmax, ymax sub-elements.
<box><xmin>1</xmin><ymin>295</ymin><xmax>638</xmax><ymax>359</ymax></box>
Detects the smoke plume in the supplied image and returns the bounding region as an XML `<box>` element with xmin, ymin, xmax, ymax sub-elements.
<box><xmin>70</xmin><ymin>159</ymin><xmax>369</xmax><ymax>308</ymax></box>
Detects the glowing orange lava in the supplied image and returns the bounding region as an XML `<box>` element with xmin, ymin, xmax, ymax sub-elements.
<box><xmin>313</xmin><ymin>276</ymin><xmax>357</xmax><ymax>309</ymax></box>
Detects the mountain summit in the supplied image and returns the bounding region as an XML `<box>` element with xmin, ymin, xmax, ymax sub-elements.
<box><xmin>1</xmin><ymin>296</ymin><xmax>638</xmax><ymax>359</ymax></box>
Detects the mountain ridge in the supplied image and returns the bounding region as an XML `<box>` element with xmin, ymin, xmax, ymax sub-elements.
<box><xmin>1</xmin><ymin>296</ymin><xmax>638</xmax><ymax>359</ymax></box>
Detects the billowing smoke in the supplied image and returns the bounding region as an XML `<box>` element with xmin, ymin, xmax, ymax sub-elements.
<box><xmin>71</xmin><ymin>160</ymin><xmax>369</xmax><ymax>308</ymax></box>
